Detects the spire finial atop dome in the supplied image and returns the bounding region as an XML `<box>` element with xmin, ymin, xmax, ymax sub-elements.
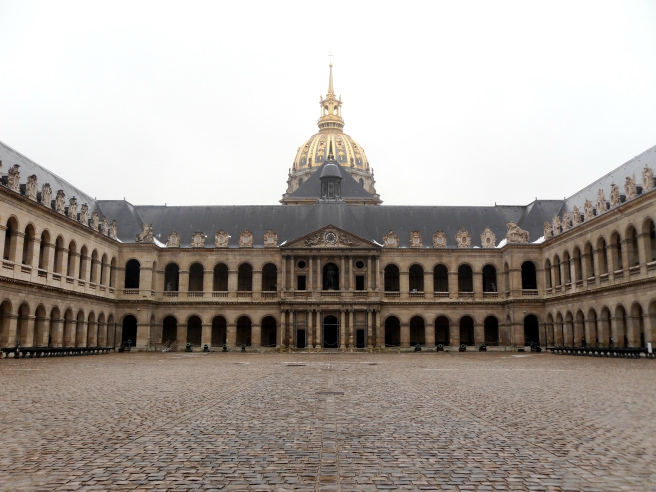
<box><xmin>318</xmin><ymin>59</ymin><xmax>344</xmax><ymax>133</ymax></box>
<box><xmin>328</xmin><ymin>53</ymin><xmax>334</xmax><ymax>95</ymax></box>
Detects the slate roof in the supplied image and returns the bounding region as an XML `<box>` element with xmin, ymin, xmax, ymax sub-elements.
<box><xmin>0</xmin><ymin>140</ymin><xmax>99</xmax><ymax>212</ymax></box>
<box><xmin>98</xmin><ymin>199</ymin><xmax>563</xmax><ymax>248</ymax></box>
<box><xmin>559</xmin><ymin>144</ymin><xmax>656</xmax><ymax>215</ymax></box>
<box><xmin>285</xmin><ymin>160</ymin><xmax>377</xmax><ymax>202</ymax></box>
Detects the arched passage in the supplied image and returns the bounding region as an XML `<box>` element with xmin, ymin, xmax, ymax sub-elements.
<box><xmin>238</xmin><ymin>264</ymin><xmax>253</xmax><ymax>291</ymax></box>
<box><xmin>523</xmin><ymin>314</ymin><xmax>540</xmax><ymax>346</ymax></box>
<box><xmin>213</xmin><ymin>263</ymin><xmax>228</xmax><ymax>291</ymax></box>
<box><xmin>409</xmin><ymin>316</ymin><xmax>425</xmax><ymax>346</ymax></box>
<box><xmin>322</xmin><ymin>315</ymin><xmax>339</xmax><ymax>348</ymax></box>
<box><xmin>384</xmin><ymin>316</ymin><xmax>400</xmax><ymax>347</ymax></box>
<box><xmin>34</xmin><ymin>305</ymin><xmax>47</xmax><ymax>347</ymax></box>
<box><xmin>435</xmin><ymin>316</ymin><xmax>450</xmax><ymax>345</ymax></box>
<box><xmin>521</xmin><ymin>261</ymin><xmax>537</xmax><ymax>289</ymax></box>
<box><xmin>482</xmin><ymin>265</ymin><xmax>497</xmax><ymax>292</ymax></box>
<box><xmin>49</xmin><ymin>306</ymin><xmax>61</xmax><ymax>347</ymax></box>
<box><xmin>261</xmin><ymin>316</ymin><xmax>277</xmax><ymax>347</ymax></box>
<box><xmin>630</xmin><ymin>303</ymin><xmax>645</xmax><ymax>348</ymax></box>
<box><xmin>17</xmin><ymin>303</ymin><xmax>30</xmax><ymax>347</ymax></box>
<box><xmin>211</xmin><ymin>316</ymin><xmax>226</xmax><ymax>346</ymax></box>
<box><xmin>236</xmin><ymin>316</ymin><xmax>252</xmax><ymax>346</ymax></box>
<box><xmin>187</xmin><ymin>315</ymin><xmax>202</xmax><ymax>346</ymax></box>
<box><xmin>188</xmin><ymin>263</ymin><xmax>204</xmax><ymax>292</ymax></box>
<box><xmin>384</xmin><ymin>265</ymin><xmax>399</xmax><ymax>291</ymax></box>
<box><xmin>409</xmin><ymin>265</ymin><xmax>424</xmax><ymax>292</ymax></box>
<box><xmin>162</xmin><ymin>316</ymin><xmax>178</xmax><ymax>343</ymax></box>
<box><xmin>262</xmin><ymin>264</ymin><xmax>277</xmax><ymax>292</ymax></box>
<box><xmin>458</xmin><ymin>265</ymin><xmax>473</xmax><ymax>292</ymax></box>
<box><xmin>124</xmin><ymin>259</ymin><xmax>140</xmax><ymax>289</ymax></box>
<box><xmin>484</xmin><ymin>316</ymin><xmax>499</xmax><ymax>345</ymax></box>
<box><xmin>121</xmin><ymin>315</ymin><xmax>137</xmax><ymax>347</ymax></box>
<box><xmin>75</xmin><ymin>310</ymin><xmax>86</xmax><ymax>347</ymax></box>
<box><xmin>460</xmin><ymin>316</ymin><xmax>474</xmax><ymax>346</ymax></box>
<box><xmin>614</xmin><ymin>305</ymin><xmax>627</xmax><ymax>347</ymax></box>
<box><xmin>165</xmin><ymin>263</ymin><xmax>179</xmax><ymax>291</ymax></box>
<box><xmin>433</xmin><ymin>264</ymin><xmax>448</xmax><ymax>292</ymax></box>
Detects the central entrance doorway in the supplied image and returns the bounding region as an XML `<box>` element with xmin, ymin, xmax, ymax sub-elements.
<box><xmin>322</xmin><ymin>315</ymin><xmax>339</xmax><ymax>348</ymax></box>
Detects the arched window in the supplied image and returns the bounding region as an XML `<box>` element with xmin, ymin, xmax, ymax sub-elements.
<box><xmin>162</xmin><ymin>316</ymin><xmax>178</xmax><ymax>342</ymax></box>
<box><xmin>626</xmin><ymin>225</ymin><xmax>639</xmax><ymax>267</ymax></box>
<box><xmin>584</xmin><ymin>242</ymin><xmax>595</xmax><ymax>279</ymax></box>
<box><xmin>90</xmin><ymin>250</ymin><xmax>99</xmax><ymax>283</ymax></box>
<box><xmin>66</xmin><ymin>241</ymin><xmax>76</xmax><ymax>277</ymax></box>
<box><xmin>2</xmin><ymin>218</ymin><xmax>16</xmax><ymax>261</ymax></box>
<box><xmin>261</xmin><ymin>316</ymin><xmax>277</xmax><ymax>347</ymax></box>
<box><xmin>384</xmin><ymin>265</ymin><xmax>399</xmax><ymax>291</ymax></box>
<box><xmin>646</xmin><ymin>219</ymin><xmax>656</xmax><ymax>263</ymax></box>
<box><xmin>38</xmin><ymin>231</ymin><xmax>50</xmax><ymax>270</ymax></box>
<box><xmin>482</xmin><ymin>265</ymin><xmax>497</xmax><ymax>292</ymax></box>
<box><xmin>53</xmin><ymin>236</ymin><xmax>63</xmax><ymax>273</ymax></box>
<box><xmin>213</xmin><ymin>263</ymin><xmax>228</xmax><ymax>291</ymax></box>
<box><xmin>78</xmin><ymin>245</ymin><xmax>88</xmax><ymax>280</ymax></box>
<box><xmin>124</xmin><ymin>259</ymin><xmax>140</xmax><ymax>289</ymax></box>
<box><xmin>100</xmin><ymin>253</ymin><xmax>109</xmax><ymax>285</ymax></box>
<box><xmin>433</xmin><ymin>264</ymin><xmax>448</xmax><ymax>292</ymax></box>
<box><xmin>238</xmin><ymin>264</ymin><xmax>253</xmax><ymax>291</ymax></box>
<box><xmin>188</xmin><ymin>263</ymin><xmax>204</xmax><ymax>292</ymax></box>
<box><xmin>322</xmin><ymin>263</ymin><xmax>339</xmax><ymax>290</ymax></box>
<box><xmin>524</xmin><ymin>314</ymin><xmax>539</xmax><ymax>346</ymax></box>
<box><xmin>544</xmin><ymin>259</ymin><xmax>552</xmax><ymax>289</ymax></box>
<box><xmin>457</xmin><ymin>264</ymin><xmax>473</xmax><ymax>292</ymax></box>
<box><xmin>409</xmin><ymin>264</ymin><xmax>424</xmax><ymax>292</ymax></box>
<box><xmin>262</xmin><ymin>263</ymin><xmax>278</xmax><ymax>291</ymax></box>
<box><xmin>521</xmin><ymin>261</ymin><xmax>537</xmax><ymax>289</ymax></box>
<box><xmin>615</xmin><ymin>305</ymin><xmax>627</xmax><ymax>347</ymax></box>
<box><xmin>562</xmin><ymin>251</ymin><xmax>571</xmax><ymax>284</ymax></box>
<box><xmin>121</xmin><ymin>315</ymin><xmax>137</xmax><ymax>347</ymax></box>
<box><xmin>109</xmin><ymin>257</ymin><xmax>117</xmax><ymax>287</ymax></box>
<box><xmin>572</xmin><ymin>247</ymin><xmax>583</xmax><ymax>282</ymax></box>
<box><xmin>553</xmin><ymin>255</ymin><xmax>561</xmax><ymax>286</ymax></box>
<box><xmin>610</xmin><ymin>232</ymin><xmax>622</xmax><ymax>270</ymax></box>
<box><xmin>236</xmin><ymin>316</ymin><xmax>252</xmax><ymax>346</ymax></box>
<box><xmin>164</xmin><ymin>263</ymin><xmax>180</xmax><ymax>292</ymax></box>
<box><xmin>484</xmin><ymin>316</ymin><xmax>499</xmax><ymax>345</ymax></box>
<box><xmin>22</xmin><ymin>224</ymin><xmax>35</xmax><ymax>265</ymax></box>
<box><xmin>597</xmin><ymin>237</ymin><xmax>608</xmax><ymax>275</ymax></box>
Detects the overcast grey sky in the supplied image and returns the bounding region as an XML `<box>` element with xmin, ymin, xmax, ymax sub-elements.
<box><xmin>1</xmin><ymin>1</ymin><xmax>655</xmax><ymax>207</ymax></box>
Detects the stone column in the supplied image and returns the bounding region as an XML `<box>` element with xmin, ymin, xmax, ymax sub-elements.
<box><xmin>290</xmin><ymin>256</ymin><xmax>295</xmax><ymax>290</ymax></box>
<box><xmin>12</xmin><ymin>231</ymin><xmax>25</xmax><ymax>265</ymax></box>
<box><xmin>90</xmin><ymin>259</ymin><xmax>100</xmax><ymax>283</ymax></box>
<box><xmin>29</xmin><ymin>237</ymin><xmax>41</xmax><ymax>270</ymax></box>
<box><xmin>375</xmin><ymin>257</ymin><xmax>380</xmax><ymax>291</ymax></box>
<box><xmin>87</xmin><ymin>320</ymin><xmax>98</xmax><ymax>346</ymax></box>
<box><xmin>307</xmin><ymin>309</ymin><xmax>314</xmax><ymax>348</ymax></box>
<box><xmin>316</xmin><ymin>257</ymin><xmax>322</xmax><ymax>291</ymax></box>
<box><xmin>348</xmin><ymin>309</ymin><xmax>354</xmax><ymax>348</ymax></box>
<box><xmin>644</xmin><ymin>310</ymin><xmax>655</xmax><ymax>350</ymax></box>
<box><xmin>610</xmin><ymin>316</ymin><xmax>620</xmax><ymax>347</ymax></box>
<box><xmin>22</xmin><ymin>315</ymin><xmax>35</xmax><ymax>347</ymax></box>
<box><xmin>375</xmin><ymin>310</ymin><xmax>383</xmax><ymax>347</ymax></box>
<box><xmin>251</xmin><ymin>322</ymin><xmax>261</xmax><ymax>348</ymax></box>
<box><xmin>203</xmin><ymin>270</ymin><xmax>213</xmax><ymax>295</ymax></box>
<box><xmin>252</xmin><ymin>269</ymin><xmax>262</xmax><ymax>300</ymax></box>
<box><xmin>68</xmin><ymin>252</ymin><xmax>80</xmax><ymax>279</ymax></box>
<box><xmin>349</xmin><ymin>256</ymin><xmax>354</xmax><ymax>291</ymax></box>
<box><xmin>638</xmin><ymin>232</ymin><xmax>650</xmax><ymax>275</ymax></box>
<box><xmin>201</xmin><ymin>322</ymin><xmax>212</xmax><ymax>348</ymax></box>
<box><xmin>227</xmin><ymin>321</ymin><xmax>237</xmax><ymax>348</ymax></box>
<box><xmin>281</xmin><ymin>255</ymin><xmax>287</xmax><ymax>290</ymax></box>
<box><xmin>140</xmin><ymin>263</ymin><xmax>153</xmax><ymax>293</ymax></box>
<box><xmin>448</xmin><ymin>272</ymin><xmax>458</xmax><ymax>299</ymax></box>
<box><xmin>340</xmin><ymin>310</ymin><xmax>346</xmax><ymax>348</ymax></box>
<box><xmin>473</xmin><ymin>271</ymin><xmax>483</xmax><ymax>300</ymax></box>
<box><xmin>598</xmin><ymin>316</ymin><xmax>610</xmax><ymax>347</ymax></box>
<box><xmin>280</xmin><ymin>310</ymin><xmax>287</xmax><ymax>348</ymax></box>
<box><xmin>308</xmin><ymin>256</ymin><xmax>314</xmax><ymax>290</ymax></box>
<box><xmin>75</xmin><ymin>320</ymin><xmax>87</xmax><ymax>347</ymax></box>
<box><xmin>2</xmin><ymin>314</ymin><xmax>18</xmax><ymax>347</ymax></box>
<box><xmin>399</xmin><ymin>271</ymin><xmax>409</xmax><ymax>300</ymax></box>
<box><xmin>424</xmin><ymin>270</ymin><xmax>434</xmax><ymax>295</ymax></box>
<box><xmin>227</xmin><ymin>269</ymin><xmax>237</xmax><ymax>298</ymax></box>
<box><xmin>472</xmin><ymin>322</ymin><xmax>483</xmax><ymax>346</ymax></box>
<box><xmin>340</xmin><ymin>256</ymin><xmax>345</xmax><ymax>291</ymax></box>
<box><xmin>425</xmin><ymin>318</ymin><xmax>435</xmax><ymax>348</ymax></box>
<box><xmin>450</xmin><ymin>319</ymin><xmax>460</xmax><ymax>347</ymax></box>
<box><xmin>178</xmin><ymin>269</ymin><xmax>190</xmax><ymax>294</ymax></box>
<box><xmin>400</xmin><ymin>318</ymin><xmax>410</xmax><ymax>348</ymax></box>
<box><xmin>620</xmin><ymin>239</ymin><xmax>630</xmax><ymax>275</ymax></box>
<box><xmin>367</xmin><ymin>310</ymin><xmax>373</xmax><ymax>348</ymax></box>
<box><xmin>0</xmin><ymin>224</ymin><xmax>6</xmax><ymax>262</ymax></box>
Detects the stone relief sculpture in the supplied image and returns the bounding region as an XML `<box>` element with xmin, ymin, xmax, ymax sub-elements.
<box><xmin>55</xmin><ymin>190</ymin><xmax>66</xmax><ymax>214</ymax></box>
<box><xmin>167</xmin><ymin>231</ymin><xmax>180</xmax><ymax>247</ymax></box>
<box><xmin>135</xmin><ymin>224</ymin><xmax>153</xmax><ymax>242</ymax></box>
<box><xmin>263</xmin><ymin>229</ymin><xmax>278</xmax><ymax>247</ymax></box>
<box><xmin>596</xmin><ymin>189</ymin><xmax>607</xmax><ymax>214</ymax></box>
<box><xmin>100</xmin><ymin>218</ymin><xmax>109</xmax><ymax>236</ymax></box>
<box><xmin>642</xmin><ymin>165</ymin><xmax>654</xmax><ymax>192</ymax></box>
<box><xmin>562</xmin><ymin>212</ymin><xmax>571</xmax><ymax>232</ymax></box>
<box><xmin>433</xmin><ymin>231</ymin><xmax>447</xmax><ymax>248</ymax></box>
<box><xmin>239</xmin><ymin>230</ymin><xmax>253</xmax><ymax>247</ymax></box>
<box><xmin>572</xmin><ymin>205</ymin><xmax>581</xmax><ymax>226</ymax></box>
<box><xmin>382</xmin><ymin>230</ymin><xmax>399</xmax><ymax>248</ymax></box>
<box><xmin>109</xmin><ymin>220</ymin><xmax>117</xmax><ymax>240</ymax></box>
<box><xmin>304</xmin><ymin>234</ymin><xmax>322</xmax><ymax>247</ymax></box>
<box><xmin>609</xmin><ymin>183</ymin><xmax>621</xmax><ymax>208</ymax></box>
<box><xmin>455</xmin><ymin>228</ymin><xmax>471</xmax><ymax>248</ymax></box>
<box><xmin>543</xmin><ymin>221</ymin><xmax>553</xmax><ymax>240</ymax></box>
<box><xmin>624</xmin><ymin>175</ymin><xmax>637</xmax><ymax>200</ymax></box>
<box><xmin>8</xmin><ymin>165</ymin><xmax>20</xmax><ymax>192</ymax></box>
<box><xmin>191</xmin><ymin>231</ymin><xmax>205</xmax><ymax>247</ymax></box>
<box><xmin>583</xmin><ymin>199</ymin><xmax>594</xmax><ymax>221</ymax></box>
<box><xmin>26</xmin><ymin>175</ymin><xmax>38</xmax><ymax>200</ymax></box>
<box><xmin>409</xmin><ymin>231</ymin><xmax>422</xmax><ymax>248</ymax></box>
<box><xmin>67</xmin><ymin>197</ymin><xmax>78</xmax><ymax>220</ymax></box>
<box><xmin>79</xmin><ymin>203</ymin><xmax>89</xmax><ymax>225</ymax></box>
<box><xmin>552</xmin><ymin>215</ymin><xmax>561</xmax><ymax>236</ymax></box>
<box><xmin>505</xmin><ymin>222</ymin><xmax>529</xmax><ymax>243</ymax></box>
<box><xmin>339</xmin><ymin>234</ymin><xmax>355</xmax><ymax>247</ymax></box>
<box><xmin>41</xmin><ymin>183</ymin><xmax>52</xmax><ymax>207</ymax></box>
<box><xmin>480</xmin><ymin>227</ymin><xmax>496</xmax><ymax>248</ymax></box>
<box><xmin>215</xmin><ymin>230</ymin><xmax>229</xmax><ymax>247</ymax></box>
<box><xmin>90</xmin><ymin>212</ymin><xmax>99</xmax><ymax>232</ymax></box>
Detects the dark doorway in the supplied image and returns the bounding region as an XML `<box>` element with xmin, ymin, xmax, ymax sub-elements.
<box><xmin>124</xmin><ymin>260</ymin><xmax>140</xmax><ymax>289</ymax></box>
<box><xmin>297</xmin><ymin>275</ymin><xmax>306</xmax><ymax>290</ymax></box>
<box><xmin>323</xmin><ymin>263</ymin><xmax>339</xmax><ymax>290</ymax></box>
<box><xmin>323</xmin><ymin>315</ymin><xmax>339</xmax><ymax>348</ymax></box>
<box><xmin>261</xmin><ymin>316</ymin><xmax>277</xmax><ymax>347</ymax></box>
<box><xmin>162</xmin><ymin>316</ymin><xmax>177</xmax><ymax>342</ymax></box>
<box><xmin>187</xmin><ymin>316</ymin><xmax>202</xmax><ymax>346</ymax></box>
<box><xmin>409</xmin><ymin>316</ymin><xmax>425</xmax><ymax>345</ymax></box>
<box><xmin>484</xmin><ymin>316</ymin><xmax>499</xmax><ymax>345</ymax></box>
<box><xmin>356</xmin><ymin>329</ymin><xmax>365</xmax><ymax>348</ymax></box>
<box><xmin>524</xmin><ymin>315</ymin><xmax>540</xmax><ymax>346</ymax></box>
<box><xmin>296</xmin><ymin>329</ymin><xmax>306</xmax><ymax>349</ymax></box>
<box><xmin>236</xmin><ymin>316</ymin><xmax>251</xmax><ymax>346</ymax></box>
<box><xmin>355</xmin><ymin>275</ymin><xmax>365</xmax><ymax>290</ymax></box>
<box><xmin>385</xmin><ymin>316</ymin><xmax>401</xmax><ymax>347</ymax></box>
<box><xmin>211</xmin><ymin>316</ymin><xmax>226</xmax><ymax>345</ymax></box>
<box><xmin>122</xmin><ymin>315</ymin><xmax>137</xmax><ymax>346</ymax></box>
<box><xmin>435</xmin><ymin>316</ymin><xmax>450</xmax><ymax>345</ymax></box>
<box><xmin>460</xmin><ymin>316</ymin><xmax>475</xmax><ymax>346</ymax></box>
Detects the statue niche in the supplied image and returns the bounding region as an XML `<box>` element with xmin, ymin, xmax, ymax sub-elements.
<box><xmin>323</xmin><ymin>263</ymin><xmax>340</xmax><ymax>290</ymax></box>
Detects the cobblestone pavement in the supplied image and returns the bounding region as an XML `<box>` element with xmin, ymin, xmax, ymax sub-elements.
<box><xmin>1</xmin><ymin>351</ymin><xmax>655</xmax><ymax>491</ymax></box>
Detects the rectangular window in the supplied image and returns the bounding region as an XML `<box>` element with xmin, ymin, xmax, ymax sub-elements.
<box><xmin>297</xmin><ymin>275</ymin><xmax>306</xmax><ymax>290</ymax></box>
<box><xmin>356</xmin><ymin>275</ymin><xmax>365</xmax><ymax>290</ymax></box>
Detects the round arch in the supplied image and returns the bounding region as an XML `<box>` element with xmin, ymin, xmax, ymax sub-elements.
<box><xmin>384</xmin><ymin>315</ymin><xmax>400</xmax><ymax>347</ymax></box>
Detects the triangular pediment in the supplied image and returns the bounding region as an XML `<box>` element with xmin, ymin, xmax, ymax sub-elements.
<box><xmin>282</xmin><ymin>224</ymin><xmax>380</xmax><ymax>249</ymax></box>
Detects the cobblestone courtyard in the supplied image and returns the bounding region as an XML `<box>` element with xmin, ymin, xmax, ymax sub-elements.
<box><xmin>1</xmin><ymin>352</ymin><xmax>655</xmax><ymax>491</ymax></box>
